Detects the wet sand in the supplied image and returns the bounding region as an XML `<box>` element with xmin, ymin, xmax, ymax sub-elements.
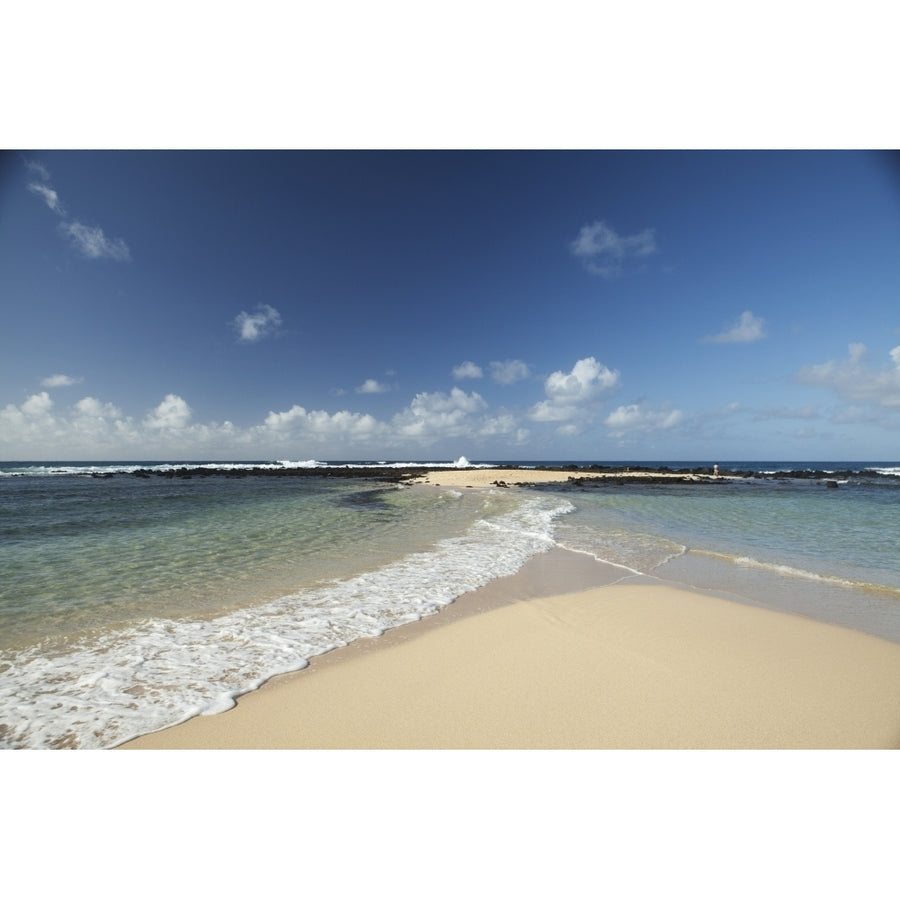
<box><xmin>120</xmin><ymin>546</ymin><xmax>900</xmax><ymax>749</ymax></box>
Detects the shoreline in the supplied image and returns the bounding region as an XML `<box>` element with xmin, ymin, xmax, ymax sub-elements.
<box><xmin>404</xmin><ymin>466</ymin><xmax>730</xmax><ymax>488</ymax></box>
<box><xmin>120</xmin><ymin>543</ymin><xmax>900</xmax><ymax>750</ymax></box>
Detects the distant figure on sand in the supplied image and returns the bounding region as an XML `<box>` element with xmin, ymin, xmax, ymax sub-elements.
<box><xmin>713</xmin><ymin>464</ymin><xmax>719</xmax><ymax>478</ymax></box>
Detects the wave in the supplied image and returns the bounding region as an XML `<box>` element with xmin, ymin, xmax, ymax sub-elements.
<box><xmin>691</xmin><ymin>548</ymin><xmax>900</xmax><ymax>598</ymax></box>
<box><xmin>0</xmin><ymin>457</ymin><xmax>498</xmax><ymax>478</ymax></box>
<box><xmin>0</xmin><ymin>492</ymin><xmax>571</xmax><ymax>749</ymax></box>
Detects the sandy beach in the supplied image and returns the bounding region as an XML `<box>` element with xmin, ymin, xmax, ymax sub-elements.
<box><xmin>405</xmin><ymin>466</ymin><xmax>722</xmax><ymax>489</ymax></box>
<box><xmin>120</xmin><ymin>504</ymin><xmax>900</xmax><ymax>749</ymax></box>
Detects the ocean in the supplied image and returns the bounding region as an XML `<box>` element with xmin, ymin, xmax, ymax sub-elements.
<box><xmin>2</xmin><ymin>458</ymin><xmax>899</xmax><ymax>749</ymax></box>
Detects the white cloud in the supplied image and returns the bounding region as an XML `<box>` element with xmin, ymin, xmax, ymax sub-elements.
<box><xmin>22</xmin><ymin>391</ymin><xmax>54</xmax><ymax>417</ymax></box>
<box><xmin>490</xmin><ymin>359</ymin><xmax>530</xmax><ymax>385</ymax></box>
<box><xmin>751</xmin><ymin>405</ymin><xmax>819</xmax><ymax>421</ymax></box>
<box><xmin>234</xmin><ymin>304</ymin><xmax>282</xmax><ymax>343</ymax></box>
<box><xmin>452</xmin><ymin>361</ymin><xmax>483</xmax><ymax>380</ymax></box>
<box><xmin>24</xmin><ymin>161</ymin><xmax>131</xmax><ymax>261</ymax></box>
<box><xmin>703</xmin><ymin>310</ymin><xmax>767</xmax><ymax>344</ymax></box>
<box><xmin>2</xmin><ymin>383</ymin><xmax>523</xmax><ymax>457</ymax></box>
<box><xmin>61</xmin><ymin>221</ymin><xmax>131</xmax><ymax>261</ymax></box>
<box><xmin>75</xmin><ymin>396</ymin><xmax>122</xmax><ymax>419</ymax></box>
<box><xmin>796</xmin><ymin>343</ymin><xmax>900</xmax><ymax>409</ymax></box>
<box><xmin>0</xmin><ymin>358</ymin><xmax>669</xmax><ymax>458</ymax></box>
<box><xmin>262</xmin><ymin>404</ymin><xmax>384</xmax><ymax>444</ymax></box>
<box><xmin>393</xmin><ymin>388</ymin><xmax>489</xmax><ymax>443</ymax></box>
<box><xmin>357</xmin><ymin>378</ymin><xmax>390</xmax><ymax>394</ymax></box>
<box><xmin>28</xmin><ymin>182</ymin><xmax>65</xmax><ymax>215</ymax></box>
<box><xmin>26</xmin><ymin>160</ymin><xmax>51</xmax><ymax>182</ymax></box>
<box><xmin>42</xmin><ymin>374</ymin><xmax>82</xmax><ymax>388</ymax></box>
<box><xmin>71</xmin><ymin>397</ymin><xmax>127</xmax><ymax>446</ymax></box>
<box><xmin>1</xmin><ymin>393</ymin><xmax>58</xmax><ymax>449</ymax></box>
<box><xmin>604</xmin><ymin>403</ymin><xmax>683</xmax><ymax>435</ymax></box>
<box><xmin>264</xmin><ymin>405</ymin><xmax>308</xmax><ymax>429</ymax></box>
<box><xmin>529</xmin><ymin>356</ymin><xmax>620</xmax><ymax>423</ymax></box>
<box><xmin>570</xmin><ymin>220</ymin><xmax>656</xmax><ymax>277</ymax></box>
<box><xmin>145</xmin><ymin>394</ymin><xmax>192</xmax><ymax>430</ymax></box>
<box><xmin>25</xmin><ymin>160</ymin><xmax>131</xmax><ymax>262</ymax></box>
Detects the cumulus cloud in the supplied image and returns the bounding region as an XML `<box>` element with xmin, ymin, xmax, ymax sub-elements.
<box><xmin>393</xmin><ymin>388</ymin><xmax>490</xmax><ymax>443</ymax></box>
<box><xmin>529</xmin><ymin>356</ymin><xmax>620</xmax><ymax>423</ymax></box>
<box><xmin>61</xmin><ymin>221</ymin><xmax>132</xmax><ymax>262</ymax></box>
<box><xmin>796</xmin><ymin>343</ymin><xmax>900</xmax><ymax>409</ymax></box>
<box><xmin>234</xmin><ymin>304</ymin><xmax>282</xmax><ymax>343</ymax></box>
<box><xmin>145</xmin><ymin>394</ymin><xmax>192</xmax><ymax>430</ymax></box>
<box><xmin>75</xmin><ymin>397</ymin><xmax>122</xmax><ymax>419</ymax></box>
<box><xmin>22</xmin><ymin>391</ymin><xmax>54</xmax><ymax>417</ymax></box>
<box><xmin>357</xmin><ymin>379</ymin><xmax>390</xmax><ymax>394</ymax></box>
<box><xmin>263</xmin><ymin>404</ymin><xmax>383</xmax><ymax>443</ymax></box>
<box><xmin>1</xmin><ymin>392</ymin><xmax>58</xmax><ymax>450</ymax></box>
<box><xmin>0</xmin><ymin>357</ymin><xmax>666</xmax><ymax>458</ymax></box>
<box><xmin>703</xmin><ymin>310</ymin><xmax>767</xmax><ymax>344</ymax></box>
<box><xmin>490</xmin><ymin>359</ymin><xmax>530</xmax><ymax>385</ymax></box>
<box><xmin>604</xmin><ymin>403</ymin><xmax>683</xmax><ymax>435</ymax></box>
<box><xmin>25</xmin><ymin>160</ymin><xmax>131</xmax><ymax>261</ymax></box>
<box><xmin>570</xmin><ymin>220</ymin><xmax>656</xmax><ymax>277</ymax></box>
<box><xmin>0</xmin><ymin>385</ymin><xmax>508</xmax><ymax>458</ymax></box>
<box><xmin>452</xmin><ymin>361</ymin><xmax>483</xmax><ymax>380</ymax></box>
<box><xmin>42</xmin><ymin>374</ymin><xmax>82</xmax><ymax>388</ymax></box>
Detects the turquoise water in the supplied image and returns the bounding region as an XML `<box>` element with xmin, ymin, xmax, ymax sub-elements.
<box><xmin>546</xmin><ymin>473</ymin><xmax>900</xmax><ymax>641</ymax></box>
<box><xmin>0</xmin><ymin>463</ymin><xmax>570</xmax><ymax>748</ymax></box>
<box><xmin>2</xmin><ymin>460</ymin><xmax>899</xmax><ymax>748</ymax></box>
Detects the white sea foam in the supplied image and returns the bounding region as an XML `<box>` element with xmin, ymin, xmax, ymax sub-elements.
<box><xmin>692</xmin><ymin>549</ymin><xmax>900</xmax><ymax>596</ymax></box>
<box><xmin>0</xmin><ymin>459</ymin><xmax>499</xmax><ymax>477</ymax></box>
<box><xmin>0</xmin><ymin>492</ymin><xmax>571</xmax><ymax>749</ymax></box>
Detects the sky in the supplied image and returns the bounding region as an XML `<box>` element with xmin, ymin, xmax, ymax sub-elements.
<box><xmin>2</xmin><ymin>149</ymin><xmax>900</xmax><ymax>462</ymax></box>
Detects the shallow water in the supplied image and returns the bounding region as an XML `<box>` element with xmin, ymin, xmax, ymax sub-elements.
<box><xmin>0</xmin><ymin>468</ymin><xmax>570</xmax><ymax>748</ymax></box>
<box><xmin>2</xmin><ymin>459</ymin><xmax>899</xmax><ymax>748</ymax></box>
<box><xmin>547</xmin><ymin>475</ymin><xmax>900</xmax><ymax>642</ymax></box>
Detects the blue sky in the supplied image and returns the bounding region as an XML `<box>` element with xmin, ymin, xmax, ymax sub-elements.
<box><xmin>2</xmin><ymin>149</ymin><xmax>899</xmax><ymax>462</ymax></box>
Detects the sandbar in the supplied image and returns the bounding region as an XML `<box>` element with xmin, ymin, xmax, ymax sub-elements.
<box><xmin>120</xmin><ymin>548</ymin><xmax>900</xmax><ymax>749</ymax></box>
<box><xmin>405</xmin><ymin>467</ymin><xmax>719</xmax><ymax>489</ymax></box>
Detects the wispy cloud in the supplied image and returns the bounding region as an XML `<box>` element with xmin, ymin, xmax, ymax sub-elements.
<box><xmin>453</xmin><ymin>359</ymin><xmax>530</xmax><ymax>385</ymax></box>
<box><xmin>26</xmin><ymin>160</ymin><xmax>51</xmax><ymax>181</ymax></box>
<box><xmin>751</xmin><ymin>404</ymin><xmax>819</xmax><ymax>421</ymax></box>
<box><xmin>490</xmin><ymin>359</ymin><xmax>530</xmax><ymax>385</ymax></box>
<box><xmin>703</xmin><ymin>310</ymin><xmax>767</xmax><ymax>344</ymax></box>
<box><xmin>234</xmin><ymin>304</ymin><xmax>282</xmax><ymax>343</ymax></box>
<box><xmin>796</xmin><ymin>342</ymin><xmax>900</xmax><ymax>410</ymax></box>
<box><xmin>356</xmin><ymin>378</ymin><xmax>390</xmax><ymax>394</ymax></box>
<box><xmin>570</xmin><ymin>220</ymin><xmax>656</xmax><ymax>277</ymax></box>
<box><xmin>452</xmin><ymin>361</ymin><xmax>483</xmax><ymax>380</ymax></box>
<box><xmin>24</xmin><ymin>159</ymin><xmax>131</xmax><ymax>262</ymax></box>
<box><xmin>604</xmin><ymin>403</ymin><xmax>683</xmax><ymax>435</ymax></box>
<box><xmin>28</xmin><ymin>182</ymin><xmax>66</xmax><ymax>215</ymax></box>
<box><xmin>41</xmin><ymin>374</ymin><xmax>83</xmax><ymax>388</ymax></box>
<box><xmin>61</xmin><ymin>222</ymin><xmax>131</xmax><ymax>261</ymax></box>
